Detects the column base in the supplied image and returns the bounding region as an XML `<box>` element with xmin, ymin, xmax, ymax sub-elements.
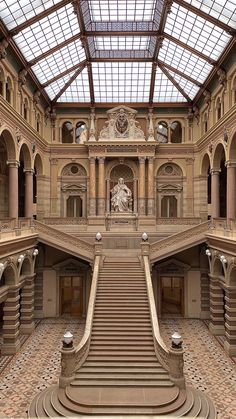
<box><xmin>209</xmin><ymin>322</ymin><xmax>225</xmax><ymax>335</ymax></box>
<box><xmin>1</xmin><ymin>339</ymin><xmax>21</xmax><ymax>355</ymax></box>
<box><xmin>20</xmin><ymin>322</ymin><xmax>35</xmax><ymax>334</ymax></box>
<box><xmin>224</xmin><ymin>341</ymin><xmax>236</xmax><ymax>356</ymax></box>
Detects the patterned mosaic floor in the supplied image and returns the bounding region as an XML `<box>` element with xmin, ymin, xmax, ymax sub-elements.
<box><xmin>0</xmin><ymin>318</ymin><xmax>235</xmax><ymax>418</ymax></box>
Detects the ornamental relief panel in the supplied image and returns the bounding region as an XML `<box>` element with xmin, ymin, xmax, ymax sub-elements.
<box><xmin>98</xmin><ymin>106</ymin><xmax>145</xmax><ymax>141</ymax></box>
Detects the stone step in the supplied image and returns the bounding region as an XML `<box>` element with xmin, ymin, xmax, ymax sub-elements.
<box><xmin>86</xmin><ymin>355</ymin><xmax>158</xmax><ymax>362</ymax></box>
<box><xmin>89</xmin><ymin>345</ymin><xmax>154</xmax><ymax>351</ymax></box>
<box><xmin>91</xmin><ymin>331</ymin><xmax>152</xmax><ymax>337</ymax></box>
<box><xmin>70</xmin><ymin>379</ymin><xmax>174</xmax><ymax>387</ymax></box>
<box><xmin>93</xmin><ymin>313</ymin><xmax>150</xmax><ymax>318</ymax></box>
<box><xmin>75</xmin><ymin>373</ymin><xmax>170</xmax><ymax>380</ymax></box>
<box><xmin>84</xmin><ymin>361</ymin><xmax>161</xmax><ymax>368</ymax></box>
<box><xmin>88</xmin><ymin>350</ymin><xmax>156</xmax><ymax>356</ymax></box>
<box><xmin>92</xmin><ymin>330</ymin><xmax>153</xmax><ymax>336</ymax></box>
<box><xmin>79</xmin><ymin>366</ymin><xmax>166</xmax><ymax>374</ymax></box>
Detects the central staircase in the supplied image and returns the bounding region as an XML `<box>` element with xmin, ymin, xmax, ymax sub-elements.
<box><xmin>28</xmin><ymin>254</ymin><xmax>216</xmax><ymax>417</ymax></box>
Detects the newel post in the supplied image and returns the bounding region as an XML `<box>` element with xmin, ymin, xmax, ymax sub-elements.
<box><xmin>140</xmin><ymin>232</ymin><xmax>150</xmax><ymax>258</ymax></box>
<box><xmin>59</xmin><ymin>332</ymin><xmax>76</xmax><ymax>388</ymax></box>
<box><xmin>168</xmin><ymin>332</ymin><xmax>185</xmax><ymax>389</ymax></box>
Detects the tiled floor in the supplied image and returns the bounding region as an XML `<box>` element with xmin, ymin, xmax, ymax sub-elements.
<box><xmin>0</xmin><ymin>318</ymin><xmax>235</xmax><ymax>418</ymax></box>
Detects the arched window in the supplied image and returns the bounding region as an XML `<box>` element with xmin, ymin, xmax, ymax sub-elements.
<box><xmin>161</xmin><ymin>196</ymin><xmax>177</xmax><ymax>217</ymax></box>
<box><xmin>62</xmin><ymin>121</ymin><xmax>73</xmax><ymax>143</ymax></box>
<box><xmin>36</xmin><ymin>113</ymin><xmax>41</xmax><ymax>134</ymax></box>
<box><xmin>203</xmin><ymin>113</ymin><xmax>208</xmax><ymax>133</ymax></box>
<box><xmin>75</xmin><ymin>121</ymin><xmax>87</xmax><ymax>144</ymax></box>
<box><xmin>0</xmin><ymin>68</ymin><xmax>4</xmax><ymax>96</ymax></box>
<box><xmin>23</xmin><ymin>98</ymin><xmax>29</xmax><ymax>120</ymax></box>
<box><xmin>216</xmin><ymin>97</ymin><xmax>221</xmax><ymax>121</ymax></box>
<box><xmin>67</xmin><ymin>196</ymin><xmax>83</xmax><ymax>217</ymax></box>
<box><xmin>6</xmin><ymin>77</ymin><xmax>12</xmax><ymax>104</ymax></box>
<box><xmin>157</xmin><ymin>121</ymin><xmax>168</xmax><ymax>143</ymax></box>
<box><xmin>170</xmin><ymin>121</ymin><xmax>182</xmax><ymax>143</ymax></box>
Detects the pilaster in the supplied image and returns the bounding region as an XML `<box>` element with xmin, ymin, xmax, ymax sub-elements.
<box><xmin>209</xmin><ymin>277</ymin><xmax>225</xmax><ymax>335</ymax></box>
<box><xmin>2</xmin><ymin>287</ymin><xmax>21</xmax><ymax>355</ymax></box>
<box><xmin>20</xmin><ymin>275</ymin><xmax>35</xmax><ymax>334</ymax></box>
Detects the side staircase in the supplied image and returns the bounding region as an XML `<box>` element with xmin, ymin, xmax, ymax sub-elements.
<box><xmin>28</xmin><ymin>254</ymin><xmax>216</xmax><ymax>417</ymax></box>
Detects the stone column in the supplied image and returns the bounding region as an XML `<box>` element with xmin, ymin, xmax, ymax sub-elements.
<box><xmin>98</xmin><ymin>157</ymin><xmax>105</xmax><ymax>215</ymax></box>
<box><xmin>186</xmin><ymin>158</ymin><xmax>194</xmax><ymax>217</ymax></box>
<box><xmin>2</xmin><ymin>287</ymin><xmax>21</xmax><ymax>354</ymax></box>
<box><xmin>106</xmin><ymin>179</ymin><xmax>110</xmax><ymax>212</ymax></box>
<box><xmin>8</xmin><ymin>161</ymin><xmax>19</xmax><ymax>219</ymax></box>
<box><xmin>34</xmin><ymin>270</ymin><xmax>44</xmax><ymax>318</ymax></box>
<box><xmin>50</xmin><ymin>158</ymin><xmax>58</xmax><ymax>215</ymax></box>
<box><xmin>24</xmin><ymin>169</ymin><xmax>34</xmax><ymax>218</ymax></box>
<box><xmin>147</xmin><ymin>157</ymin><xmax>155</xmax><ymax>215</ymax></box>
<box><xmin>224</xmin><ymin>288</ymin><xmax>236</xmax><ymax>356</ymax></box>
<box><xmin>138</xmin><ymin>157</ymin><xmax>146</xmax><ymax>215</ymax></box>
<box><xmin>211</xmin><ymin>169</ymin><xmax>220</xmax><ymax>218</ymax></box>
<box><xmin>209</xmin><ymin>276</ymin><xmax>225</xmax><ymax>335</ymax></box>
<box><xmin>133</xmin><ymin>178</ymin><xmax>138</xmax><ymax>213</ymax></box>
<box><xmin>20</xmin><ymin>275</ymin><xmax>35</xmax><ymax>334</ymax></box>
<box><xmin>89</xmin><ymin>157</ymin><xmax>96</xmax><ymax>216</ymax></box>
<box><xmin>226</xmin><ymin>162</ymin><xmax>236</xmax><ymax>221</ymax></box>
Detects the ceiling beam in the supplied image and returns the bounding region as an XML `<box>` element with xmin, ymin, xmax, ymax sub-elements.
<box><xmin>92</xmin><ymin>57</ymin><xmax>153</xmax><ymax>62</ymax></box>
<box><xmin>153</xmin><ymin>0</ymin><xmax>173</xmax><ymax>61</ymax></box>
<box><xmin>149</xmin><ymin>61</ymin><xmax>158</xmax><ymax>105</ymax></box>
<box><xmin>54</xmin><ymin>101</ymin><xmax>189</xmax><ymax>109</ymax></box>
<box><xmin>157</xmin><ymin>59</ymin><xmax>202</xmax><ymax>86</ymax></box>
<box><xmin>28</xmin><ymin>33</ymin><xmax>82</xmax><ymax>67</ymax></box>
<box><xmin>163</xmin><ymin>33</ymin><xmax>216</xmax><ymax>65</ymax></box>
<box><xmin>42</xmin><ymin>60</ymin><xmax>87</xmax><ymax>87</ymax></box>
<box><xmin>174</xmin><ymin>0</ymin><xmax>236</xmax><ymax>35</ymax></box>
<box><xmin>8</xmin><ymin>0</ymin><xmax>71</xmax><ymax>36</ymax></box>
<box><xmin>72</xmin><ymin>0</ymin><xmax>94</xmax><ymax>104</ymax></box>
<box><xmin>52</xmin><ymin>63</ymin><xmax>87</xmax><ymax>103</ymax></box>
<box><xmin>159</xmin><ymin>64</ymin><xmax>192</xmax><ymax>102</ymax></box>
<box><xmin>86</xmin><ymin>30</ymin><xmax>158</xmax><ymax>36</ymax></box>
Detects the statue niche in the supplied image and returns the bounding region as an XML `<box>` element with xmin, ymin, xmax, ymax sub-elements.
<box><xmin>99</xmin><ymin>106</ymin><xmax>145</xmax><ymax>141</ymax></box>
<box><xmin>111</xmin><ymin>178</ymin><xmax>132</xmax><ymax>213</ymax></box>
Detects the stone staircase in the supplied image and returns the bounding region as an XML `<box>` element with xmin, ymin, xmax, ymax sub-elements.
<box><xmin>28</xmin><ymin>255</ymin><xmax>216</xmax><ymax>417</ymax></box>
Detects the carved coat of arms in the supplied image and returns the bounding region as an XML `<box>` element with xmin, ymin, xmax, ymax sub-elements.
<box><xmin>99</xmin><ymin>106</ymin><xmax>145</xmax><ymax>141</ymax></box>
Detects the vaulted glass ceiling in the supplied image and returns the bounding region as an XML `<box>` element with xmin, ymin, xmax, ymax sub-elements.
<box><xmin>0</xmin><ymin>0</ymin><xmax>235</xmax><ymax>105</ymax></box>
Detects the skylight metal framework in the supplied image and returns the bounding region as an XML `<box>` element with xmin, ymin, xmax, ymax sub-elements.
<box><xmin>0</xmin><ymin>0</ymin><xmax>235</xmax><ymax>105</ymax></box>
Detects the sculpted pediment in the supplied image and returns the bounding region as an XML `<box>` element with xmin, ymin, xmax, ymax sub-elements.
<box><xmin>157</xmin><ymin>184</ymin><xmax>182</xmax><ymax>192</ymax></box>
<box><xmin>156</xmin><ymin>258</ymin><xmax>190</xmax><ymax>272</ymax></box>
<box><xmin>99</xmin><ymin>106</ymin><xmax>145</xmax><ymax>141</ymax></box>
<box><xmin>61</xmin><ymin>183</ymin><xmax>86</xmax><ymax>192</ymax></box>
<box><xmin>53</xmin><ymin>258</ymin><xmax>87</xmax><ymax>270</ymax></box>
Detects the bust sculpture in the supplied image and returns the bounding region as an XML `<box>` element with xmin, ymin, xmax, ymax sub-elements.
<box><xmin>111</xmin><ymin>178</ymin><xmax>132</xmax><ymax>212</ymax></box>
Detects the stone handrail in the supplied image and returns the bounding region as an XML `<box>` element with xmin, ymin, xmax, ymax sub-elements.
<box><xmin>34</xmin><ymin>220</ymin><xmax>93</xmax><ymax>262</ymax></box>
<box><xmin>143</xmin><ymin>255</ymin><xmax>185</xmax><ymax>388</ymax></box>
<box><xmin>150</xmin><ymin>221</ymin><xmax>210</xmax><ymax>262</ymax></box>
<box><xmin>59</xmin><ymin>254</ymin><xmax>101</xmax><ymax>388</ymax></box>
<box><xmin>43</xmin><ymin>217</ymin><xmax>87</xmax><ymax>225</ymax></box>
<box><xmin>156</xmin><ymin>217</ymin><xmax>202</xmax><ymax>225</ymax></box>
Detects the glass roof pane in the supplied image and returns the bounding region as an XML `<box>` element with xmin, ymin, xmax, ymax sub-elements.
<box><xmin>45</xmin><ymin>70</ymin><xmax>75</xmax><ymax>100</ymax></box>
<box><xmin>88</xmin><ymin>0</ymin><xmax>156</xmax><ymax>22</ymax></box>
<box><xmin>0</xmin><ymin>0</ymin><xmax>62</xmax><ymax>30</ymax></box>
<box><xmin>13</xmin><ymin>4</ymin><xmax>80</xmax><ymax>61</ymax></box>
<box><xmin>95</xmin><ymin>36</ymin><xmax>150</xmax><ymax>50</ymax></box>
<box><xmin>168</xmin><ymin>69</ymin><xmax>200</xmax><ymax>99</ymax></box>
<box><xmin>165</xmin><ymin>3</ymin><xmax>232</xmax><ymax>60</ymax></box>
<box><xmin>153</xmin><ymin>69</ymin><xmax>187</xmax><ymax>102</ymax></box>
<box><xmin>159</xmin><ymin>39</ymin><xmax>213</xmax><ymax>83</ymax></box>
<box><xmin>183</xmin><ymin>0</ymin><xmax>236</xmax><ymax>28</ymax></box>
<box><xmin>32</xmin><ymin>40</ymin><xmax>86</xmax><ymax>85</ymax></box>
<box><xmin>92</xmin><ymin>62</ymin><xmax>152</xmax><ymax>102</ymax></box>
<box><xmin>58</xmin><ymin>68</ymin><xmax>90</xmax><ymax>102</ymax></box>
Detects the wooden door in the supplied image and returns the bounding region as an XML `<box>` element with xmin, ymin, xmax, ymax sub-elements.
<box><xmin>161</xmin><ymin>276</ymin><xmax>184</xmax><ymax>316</ymax></box>
<box><xmin>60</xmin><ymin>276</ymin><xmax>83</xmax><ymax>317</ymax></box>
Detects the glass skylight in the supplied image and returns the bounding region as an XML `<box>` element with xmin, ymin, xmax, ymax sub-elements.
<box><xmin>168</xmin><ymin>70</ymin><xmax>200</xmax><ymax>99</ymax></box>
<box><xmin>159</xmin><ymin>39</ymin><xmax>213</xmax><ymax>84</ymax></box>
<box><xmin>165</xmin><ymin>3</ymin><xmax>231</xmax><ymax>60</ymax></box>
<box><xmin>94</xmin><ymin>36</ymin><xmax>150</xmax><ymax>50</ymax></box>
<box><xmin>13</xmin><ymin>4</ymin><xmax>80</xmax><ymax>61</ymax></box>
<box><xmin>92</xmin><ymin>62</ymin><xmax>152</xmax><ymax>102</ymax></box>
<box><xmin>32</xmin><ymin>40</ymin><xmax>86</xmax><ymax>85</ymax></box>
<box><xmin>0</xmin><ymin>0</ymin><xmax>62</xmax><ymax>30</ymax></box>
<box><xmin>45</xmin><ymin>71</ymin><xmax>75</xmax><ymax>100</ymax></box>
<box><xmin>153</xmin><ymin>69</ymin><xmax>187</xmax><ymax>102</ymax></box>
<box><xmin>183</xmin><ymin>0</ymin><xmax>236</xmax><ymax>28</ymax></box>
<box><xmin>88</xmin><ymin>0</ymin><xmax>156</xmax><ymax>22</ymax></box>
<box><xmin>58</xmin><ymin>68</ymin><xmax>90</xmax><ymax>102</ymax></box>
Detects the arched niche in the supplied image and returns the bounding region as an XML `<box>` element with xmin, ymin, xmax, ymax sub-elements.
<box><xmin>6</xmin><ymin>76</ymin><xmax>13</xmax><ymax>104</ymax></box>
<box><xmin>33</xmin><ymin>153</ymin><xmax>44</xmax><ymax>219</ymax></box>
<box><xmin>156</xmin><ymin>163</ymin><xmax>183</xmax><ymax>218</ymax></box>
<box><xmin>170</xmin><ymin>121</ymin><xmax>182</xmax><ymax>143</ymax></box>
<box><xmin>18</xmin><ymin>143</ymin><xmax>32</xmax><ymax>217</ymax></box>
<box><xmin>156</xmin><ymin>121</ymin><xmax>168</xmax><ymax>143</ymax></box>
<box><xmin>75</xmin><ymin>121</ymin><xmax>87</xmax><ymax>144</ymax></box>
<box><xmin>20</xmin><ymin>257</ymin><xmax>32</xmax><ymax>277</ymax></box>
<box><xmin>201</xmin><ymin>153</ymin><xmax>211</xmax><ymax>215</ymax></box>
<box><xmin>0</xmin><ymin>128</ymin><xmax>17</xmax><ymax>160</ymax></box>
<box><xmin>3</xmin><ymin>264</ymin><xmax>17</xmax><ymax>285</ymax></box>
<box><xmin>229</xmin><ymin>265</ymin><xmax>236</xmax><ymax>286</ymax></box>
<box><xmin>61</xmin><ymin>121</ymin><xmax>73</xmax><ymax>143</ymax></box>
<box><xmin>228</xmin><ymin>130</ymin><xmax>236</xmax><ymax>161</ymax></box>
<box><xmin>212</xmin><ymin>257</ymin><xmax>225</xmax><ymax>279</ymax></box>
<box><xmin>108</xmin><ymin>164</ymin><xmax>134</xmax><ymax>213</ymax></box>
<box><xmin>23</xmin><ymin>97</ymin><xmax>29</xmax><ymax>121</ymax></box>
<box><xmin>0</xmin><ymin>133</ymin><xmax>9</xmax><ymax>218</ymax></box>
<box><xmin>213</xmin><ymin>143</ymin><xmax>227</xmax><ymax>218</ymax></box>
<box><xmin>61</xmin><ymin>163</ymin><xmax>87</xmax><ymax>218</ymax></box>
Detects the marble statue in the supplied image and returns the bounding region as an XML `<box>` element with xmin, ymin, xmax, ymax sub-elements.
<box><xmin>111</xmin><ymin>178</ymin><xmax>132</xmax><ymax>212</ymax></box>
